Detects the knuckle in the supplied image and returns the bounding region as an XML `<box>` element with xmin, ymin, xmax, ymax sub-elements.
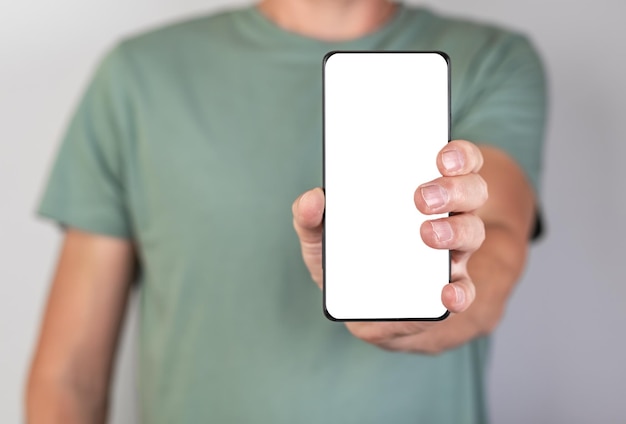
<box><xmin>466</xmin><ymin>141</ymin><xmax>482</xmax><ymax>169</ymax></box>
<box><xmin>451</xmin><ymin>214</ymin><xmax>484</xmax><ymax>251</ymax></box>
<box><xmin>471</xmin><ymin>143</ymin><xmax>483</xmax><ymax>168</ymax></box>
<box><xmin>478</xmin><ymin>175</ymin><xmax>489</xmax><ymax>203</ymax></box>
<box><xmin>477</xmin><ymin>217</ymin><xmax>486</xmax><ymax>241</ymax></box>
<box><xmin>446</xmin><ymin>174</ymin><xmax>486</xmax><ymax>209</ymax></box>
<box><xmin>450</xmin><ymin>218</ymin><xmax>468</xmax><ymax>244</ymax></box>
<box><xmin>445</xmin><ymin>177</ymin><xmax>465</xmax><ymax>206</ymax></box>
<box><xmin>468</xmin><ymin>215</ymin><xmax>485</xmax><ymax>250</ymax></box>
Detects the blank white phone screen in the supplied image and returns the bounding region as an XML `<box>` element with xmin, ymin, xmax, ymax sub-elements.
<box><xmin>323</xmin><ymin>52</ymin><xmax>450</xmax><ymax>320</ymax></box>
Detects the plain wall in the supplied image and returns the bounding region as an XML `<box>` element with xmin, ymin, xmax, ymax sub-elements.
<box><xmin>1</xmin><ymin>0</ymin><xmax>624</xmax><ymax>423</ymax></box>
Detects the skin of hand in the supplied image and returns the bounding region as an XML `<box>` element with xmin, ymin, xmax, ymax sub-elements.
<box><xmin>292</xmin><ymin>139</ymin><xmax>534</xmax><ymax>354</ymax></box>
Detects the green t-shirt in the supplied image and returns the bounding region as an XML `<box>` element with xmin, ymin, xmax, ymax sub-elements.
<box><xmin>39</xmin><ymin>4</ymin><xmax>546</xmax><ymax>423</ymax></box>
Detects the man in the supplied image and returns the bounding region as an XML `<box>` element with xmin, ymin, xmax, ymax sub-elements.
<box><xmin>26</xmin><ymin>0</ymin><xmax>546</xmax><ymax>423</ymax></box>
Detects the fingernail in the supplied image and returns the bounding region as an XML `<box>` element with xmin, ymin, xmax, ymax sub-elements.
<box><xmin>421</xmin><ymin>185</ymin><xmax>448</xmax><ymax>209</ymax></box>
<box><xmin>442</xmin><ymin>150</ymin><xmax>463</xmax><ymax>172</ymax></box>
<box><xmin>453</xmin><ymin>284</ymin><xmax>465</xmax><ymax>306</ymax></box>
<box><xmin>431</xmin><ymin>221</ymin><xmax>453</xmax><ymax>242</ymax></box>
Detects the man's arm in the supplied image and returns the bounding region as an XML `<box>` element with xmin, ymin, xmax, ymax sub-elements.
<box><xmin>292</xmin><ymin>140</ymin><xmax>536</xmax><ymax>354</ymax></box>
<box><xmin>26</xmin><ymin>229</ymin><xmax>135</xmax><ymax>424</ymax></box>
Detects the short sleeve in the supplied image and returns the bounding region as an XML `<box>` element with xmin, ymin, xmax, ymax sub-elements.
<box><xmin>38</xmin><ymin>46</ymin><xmax>133</xmax><ymax>238</ymax></box>
<box><xmin>453</xmin><ymin>34</ymin><xmax>548</xmax><ymax>194</ymax></box>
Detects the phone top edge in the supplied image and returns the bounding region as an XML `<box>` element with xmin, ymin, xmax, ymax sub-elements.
<box><xmin>323</xmin><ymin>50</ymin><xmax>340</xmax><ymax>66</ymax></box>
<box><xmin>322</xmin><ymin>50</ymin><xmax>451</xmax><ymax>56</ymax></box>
<box><xmin>433</xmin><ymin>50</ymin><xmax>451</xmax><ymax>65</ymax></box>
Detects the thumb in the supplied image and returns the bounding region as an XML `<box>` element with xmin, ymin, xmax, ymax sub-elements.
<box><xmin>292</xmin><ymin>188</ymin><xmax>325</xmax><ymax>244</ymax></box>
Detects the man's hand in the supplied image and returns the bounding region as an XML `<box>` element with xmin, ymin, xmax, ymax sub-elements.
<box><xmin>293</xmin><ymin>139</ymin><xmax>532</xmax><ymax>354</ymax></box>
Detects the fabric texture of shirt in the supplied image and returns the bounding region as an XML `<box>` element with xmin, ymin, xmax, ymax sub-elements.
<box><xmin>38</xmin><ymin>4</ymin><xmax>547</xmax><ymax>423</ymax></box>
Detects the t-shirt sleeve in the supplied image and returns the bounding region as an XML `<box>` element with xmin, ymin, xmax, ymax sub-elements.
<box><xmin>38</xmin><ymin>46</ymin><xmax>133</xmax><ymax>238</ymax></box>
<box><xmin>453</xmin><ymin>34</ymin><xmax>548</xmax><ymax>194</ymax></box>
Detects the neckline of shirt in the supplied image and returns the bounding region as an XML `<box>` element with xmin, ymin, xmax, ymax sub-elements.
<box><xmin>236</xmin><ymin>2</ymin><xmax>419</xmax><ymax>49</ymax></box>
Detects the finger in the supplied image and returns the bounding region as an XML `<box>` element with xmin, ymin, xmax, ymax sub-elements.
<box><xmin>414</xmin><ymin>174</ymin><xmax>488</xmax><ymax>214</ymax></box>
<box><xmin>292</xmin><ymin>187</ymin><xmax>325</xmax><ymax>244</ymax></box>
<box><xmin>441</xmin><ymin>277</ymin><xmax>475</xmax><ymax>313</ymax></box>
<box><xmin>437</xmin><ymin>140</ymin><xmax>484</xmax><ymax>176</ymax></box>
<box><xmin>346</xmin><ymin>320</ymin><xmax>434</xmax><ymax>347</ymax></box>
<box><xmin>420</xmin><ymin>213</ymin><xmax>485</xmax><ymax>253</ymax></box>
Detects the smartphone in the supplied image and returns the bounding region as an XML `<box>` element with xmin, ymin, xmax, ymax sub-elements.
<box><xmin>322</xmin><ymin>51</ymin><xmax>450</xmax><ymax>321</ymax></box>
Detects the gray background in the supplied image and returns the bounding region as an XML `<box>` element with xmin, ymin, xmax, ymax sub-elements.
<box><xmin>1</xmin><ymin>0</ymin><xmax>624</xmax><ymax>422</ymax></box>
